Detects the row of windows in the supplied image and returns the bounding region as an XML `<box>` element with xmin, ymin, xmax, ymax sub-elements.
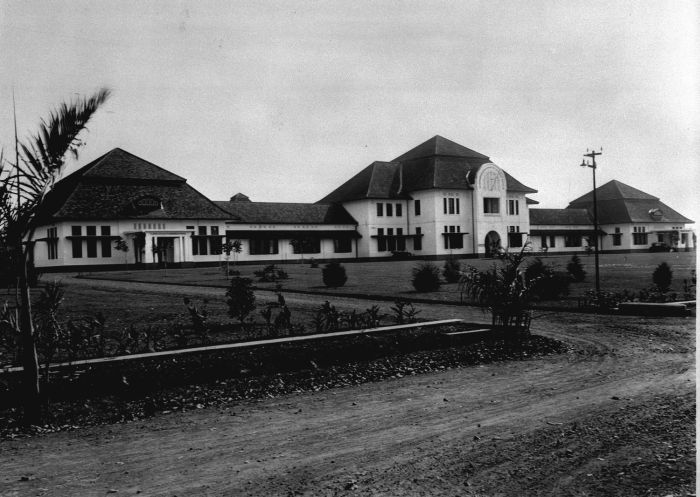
<box><xmin>376</xmin><ymin>228</ymin><xmax>406</xmax><ymax>252</ymax></box>
<box><xmin>247</xmin><ymin>237</ymin><xmax>352</xmax><ymax>255</ymax></box>
<box><xmin>443</xmin><ymin>225</ymin><xmax>462</xmax><ymax>249</ymax></box>
<box><xmin>443</xmin><ymin>198</ymin><xmax>460</xmax><ymax>215</ymax></box>
<box><xmin>377</xmin><ymin>203</ymin><xmax>403</xmax><ymax>217</ymax></box>
<box><xmin>539</xmin><ymin>234</ymin><xmax>583</xmax><ymax>248</ymax></box>
<box><xmin>133</xmin><ymin>222</ymin><xmax>167</xmax><ymax>230</ymax></box>
<box><xmin>70</xmin><ymin>226</ymin><xmax>112</xmax><ymax>259</ymax></box>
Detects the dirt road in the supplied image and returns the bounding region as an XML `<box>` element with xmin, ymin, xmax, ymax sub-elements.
<box><xmin>0</xmin><ymin>279</ymin><xmax>695</xmax><ymax>496</ymax></box>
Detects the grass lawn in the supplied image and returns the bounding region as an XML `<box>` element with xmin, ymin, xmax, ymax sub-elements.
<box><xmin>78</xmin><ymin>251</ymin><xmax>697</xmax><ymax>303</ymax></box>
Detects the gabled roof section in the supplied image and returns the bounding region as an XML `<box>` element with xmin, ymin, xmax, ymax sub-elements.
<box><xmin>503</xmin><ymin>171</ymin><xmax>537</xmax><ymax>194</ymax></box>
<box><xmin>216</xmin><ymin>201</ymin><xmax>357</xmax><ymax>225</ymax></box>
<box><xmin>392</xmin><ymin>135</ymin><xmax>490</xmax><ymax>162</ymax></box>
<box><xmin>35</xmin><ymin>148</ymin><xmax>231</xmax><ymax>222</ymax></box>
<box><xmin>530</xmin><ymin>208</ymin><xmax>592</xmax><ymax>226</ymax></box>
<box><xmin>318</xmin><ymin>161</ymin><xmax>403</xmax><ymax>203</ymax></box>
<box><xmin>568</xmin><ymin>180</ymin><xmax>657</xmax><ymax>205</ymax></box>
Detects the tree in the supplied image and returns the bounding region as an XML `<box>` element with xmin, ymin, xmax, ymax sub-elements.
<box><xmin>221</xmin><ymin>239</ymin><xmax>242</xmax><ymax>278</ymax></box>
<box><xmin>458</xmin><ymin>245</ymin><xmax>536</xmax><ymax>332</ymax></box>
<box><xmin>114</xmin><ymin>237</ymin><xmax>129</xmax><ymax>271</ymax></box>
<box><xmin>652</xmin><ymin>262</ymin><xmax>673</xmax><ymax>293</ymax></box>
<box><xmin>0</xmin><ymin>88</ymin><xmax>111</xmax><ymax>423</ymax></box>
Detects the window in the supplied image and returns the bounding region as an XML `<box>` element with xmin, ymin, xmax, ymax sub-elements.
<box><xmin>71</xmin><ymin>226</ymin><xmax>82</xmax><ymax>258</ymax></box>
<box><xmin>386</xmin><ymin>203</ymin><xmax>393</xmax><ymax>217</ymax></box>
<box><xmin>396</xmin><ymin>228</ymin><xmax>405</xmax><ymax>252</ymax></box>
<box><xmin>564</xmin><ymin>234</ymin><xmax>582</xmax><ymax>247</ymax></box>
<box><xmin>250</xmin><ymin>237</ymin><xmax>279</xmax><ymax>255</ymax></box>
<box><xmin>612</xmin><ymin>230</ymin><xmax>622</xmax><ymax>246</ymax></box>
<box><xmin>193</xmin><ymin>226</ymin><xmax>208</xmax><ymax>256</ymax></box>
<box><xmin>632</xmin><ymin>226</ymin><xmax>647</xmax><ymax>245</ymax></box>
<box><xmin>86</xmin><ymin>226</ymin><xmax>97</xmax><ymax>258</ymax></box>
<box><xmin>414</xmin><ymin>227</ymin><xmax>422</xmax><ymax>251</ymax></box>
<box><xmin>508</xmin><ymin>200</ymin><xmax>520</xmax><ymax>216</ymax></box>
<box><xmin>549</xmin><ymin>235</ymin><xmax>556</xmax><ymax>248</ymax></box>
<box><xmin>377</xmin><ymin>203</ymin><xmax>383</xmax><ymax>217</ymax></box>
<box><xmin>456</xmin><ymin>198</ymin><xmax>460</xmax><ymax>214</ymax></box>
<box><xmin>444</xmin><ymin>226</ymin><xmax>463</xmax><ymax>249</ymax></box>
<box><xmin>448</xmin><ymin>198</ymin><xmax>455</xmax><ymax>214</ymax></box>
<box><xmin>541</xmin><ymin>235</ymin><xmax>548</xmax><ymax>249</ymax></box>
<box><xmin>47</xmin><ymin>227</ymin><xmax>58</xmax><ymax>259</ymax></box>
<box><xmin>395</xmin><ymin>203</ymin><xmax>402</xmax><ymax>217</ymax></box>
<box><xmin>387</xmin><ymin>228</ymin><xmax>396</xmax><ymax>251</ymax></box>
<box><xmin>681</xmin><ymin>233</ymin><xmax>688</xmax><ymax>244</ymax></box>
<box><xmin>333</xmin><ymin>237</ymin><xmax>352</xmax><ymax>253</ymax></box>
<box><xmin>443</xmin><ymin>198</ymin><xmax>447</xmax><ymax>214</ymax></box>
<box><xmin>210</xmin><ymin>227</ymin><xmax>222</xmax><ymax>255</ymax></box>
<box><xmin>414</xmin><ymin>200</ymin><xmax>421</xmax><ymax>216</ymax></box>
<box><xmin>292</xmin><ymin>237</ymin><xmax>320</xmax><ymax>254</ymax></box>
<box><xmin>508</xmin><ymin>233</ymin><xmax>523</xmax><ymax>248</ymax></box>
<box><xmin>101</xmin><ymin>226</ymin><xmax>111</xmax><ymax>257</ymax></box>
<box><xmin>483</xmin><ymin>197</ymin><xmax>500</xmax><ymax>214</ymax></box>
<box><xmin>377</xmin><ymin>228</ymin><xmax>386</xmax><ymax>252</ymax></box>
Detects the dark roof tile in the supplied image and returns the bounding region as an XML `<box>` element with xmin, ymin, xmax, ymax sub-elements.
<box><xmin>530</xmin><ymin>208</ymin><xmax>592</xmax><ymax>225</ymax></box>
<box><xmin>216</xmin><ymin>201</ymin><xmax>357</xmax><ymax>225</ymax></box>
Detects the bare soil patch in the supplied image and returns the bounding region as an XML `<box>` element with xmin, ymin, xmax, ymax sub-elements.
<box><xmin>0</xmin><ymin>303</ymin><xmax>694</xmax><ymax>496</ymax></box>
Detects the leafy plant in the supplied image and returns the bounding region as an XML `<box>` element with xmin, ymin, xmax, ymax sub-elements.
<box><xmin>458</xmin><ymin>246</ymin><xmax>535</xmax><ymax>331</ymax></box>
<box><xmin>364</xmin><ymin>305</ymin><xmax>382</xmax><ymax>328</ymax></box>
<box><xmin>184</xmin><ymin>297</ymin><xmax>209</xmax><ymax>345</ymax></box>
<box><xmin>525</xmin><ymin>258</ymin><xmax>570</xmax><ymax>301</ymax></box>
<box><xmin>226</xmin><ymin>277</ymin><xmax>256</xmax><ymax>323</ymax></box>
<box><xmin>254</xmin><ymin>264</ymin><xmax>288</xmax><ymax>282</ymax></box>
<box><xmin>412</xmin><ymin>263</ymin><xmax>441</xmax><ymax>292</ymax></box>
<box><xmin>652</xmin><ymin>262</ymin><xmax>673</xmax><ymax>292</ymax></box>
<box><xmin>322</xmin><ymin>261</ymin><xmax>347</xmax><ymax>288</ymax></box>
<box><xmin>442</xmin><ymin>258</ymin><xmax>462</xmax><ymax>283</ymax></box>
<box><xmin>391</xmin><ymin>299</ymin><xmax>421</xmax><ymax>324</ymax></box>
<box><xmin>566</xmin><ymin>254</ymin><xmax>586</xmax><ymax>282</ymax></box>
<box><xmin>221</xmin><ymin>239</ymin><xmax>242</xmax><ymax>278</ymax></box>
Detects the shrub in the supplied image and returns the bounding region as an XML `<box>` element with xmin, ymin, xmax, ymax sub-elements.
<box><xmin>226</xmin><ymin>277</ymin><xmax>256</xmax><ymax>323</ymax></box>
<box><xmin>322</xmin><ymin>262</ymin><xmax>348</xmax><ymax>288</ymax></box>
<box><xmin>391</xmin><ymin>299</ymin><xmax>420</xmax><ymax>324</ymax></box>
<box><xmin>459</xmin><ymin>246</ymin><xmax>536</xmax><ymax>331</ymax></box>
<box><xmin>566</xmin><ymin>254</ymin><xmax>586</xmax><ymax>282</ymax></box>
<box><xmin>412</xmin><ymin>263</ymin><xmax>441</xmax><ymax>292</ymax></box>
<box><xmin>525</xmin><ymin>258</ymin><xmax>570</xmax><ymax>301</ymax></box>
<box><xmin>254</xmin><ymin>264</ymin><xmax>288</xmax><ymax>282</ymax></box>
<box><xmin>652</xmin><ymin>262</ymin><xmax>673</xmax><ymax>292</ymax></box>
<box><xmin>443</xmin><ymin>258</ymin><xmax>462</xmax><ymax>283</ymax></box>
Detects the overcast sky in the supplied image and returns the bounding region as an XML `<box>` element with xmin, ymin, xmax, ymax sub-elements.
<box><xmin>1</xmin><ymin>0</ymin><xmax>697</xmax><ymax>222</ymax></box>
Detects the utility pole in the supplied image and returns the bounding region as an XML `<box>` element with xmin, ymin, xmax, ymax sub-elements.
<box><xmin>581</xmin><ymin>148</ymin><xmax>602</xmax><ymax>295</ymax></box>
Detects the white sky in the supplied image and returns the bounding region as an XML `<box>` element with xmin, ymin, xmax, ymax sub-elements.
<box><xmin>1</xmin><ymin>0</ymin><xmax>698</xmax><ymax>222</ymax></box>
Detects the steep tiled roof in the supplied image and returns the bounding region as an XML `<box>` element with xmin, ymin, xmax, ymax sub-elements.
<box><xmin>568</xmin><ymin>180</ymin><xmax>657</xmax><ymax>204</ymax></box>
<box><xmin>392</xmin><ymin>135</ymin><xmax>490</xmax><ymax>161</ymax></box>
<box><xmin>567</xmin><ymin>180</ymin><xmax>693</xmax><ymax>224</ymax></box>
<box><xmin>36</xmin><ymin>148</ymin><xmax>230</xmax><ymax>222</ymax></box>
<box><xmin>319</xmin><ymin>136</ymin><xmax>536</xmax><ymax>202</ymax></box>
<box><xmin>216</xmin><ymin>201</ymin><xmax>357</xmax><ymax>225</ymax></box>
<box><xmin>530</xmin><ymin>208</ymin><xmax>592</xmax><ymax>226</ymax></box>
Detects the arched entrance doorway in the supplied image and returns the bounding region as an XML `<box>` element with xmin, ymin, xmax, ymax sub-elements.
<box><xmin>485</xmin><ymin>231</ymin><xmax>501</xmax><ymax>257</ymax></box>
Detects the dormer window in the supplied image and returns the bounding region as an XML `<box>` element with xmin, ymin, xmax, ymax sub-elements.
<box><xmin>131</xmin><ymin>196</ymin><xmax>162</xmax><ymax>214</ymax></box>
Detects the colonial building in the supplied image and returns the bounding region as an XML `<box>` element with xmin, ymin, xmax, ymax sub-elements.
<box><xmin>319</xmin><ymin>136</ymin><xmax>538</xmax><ymax>257</ymax></box>
<box><xmin>32</xmin><ymin>148</ymin><xmax>232</xmax><ymax>269</ymax></box>
<box><xmin>28</xmin><ymin>138</ymin><xmax>694</xmax><ymax>270</ymax></box>
<box><xmin>529</xmin><ymin>180</ymin><xmax>694</xmax><ymax>253</ymax></box>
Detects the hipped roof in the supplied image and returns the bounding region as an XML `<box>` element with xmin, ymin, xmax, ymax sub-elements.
<box><xmin>567</xmin><ymin>180</ymin><xmax>693</xmax><ymax>224</ymax></box>
<box><xmin>319</xmin><ymin>135</ymin><xmax>536</xmax><ymax>203</ymax></box>
<box><xmin>36</xmin><ymin>148</ymin><xmax>231</xmax><ymax>222</ymax></box>
<box><xmin>530</xmin><ymin>208</ymin><xmax>593</xmax><ymax>226</ymax></box>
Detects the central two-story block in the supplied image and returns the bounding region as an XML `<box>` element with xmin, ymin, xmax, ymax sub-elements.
<box><xmin>319</xmin><ymin>135</ymin><xmax>537</xmax><ymax>257</ymax></box>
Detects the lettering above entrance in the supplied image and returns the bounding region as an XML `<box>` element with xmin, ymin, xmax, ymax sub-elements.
<box><xmin>476</xmin><ymin>164</ymin><xmax>506</xmax><ymax>193</ymax></box>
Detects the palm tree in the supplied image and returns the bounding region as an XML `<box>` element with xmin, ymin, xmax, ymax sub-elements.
<box><xmin>0</xmin><ymin>88</ymin><xmax>111</xmax><ymax>423</ymax></box>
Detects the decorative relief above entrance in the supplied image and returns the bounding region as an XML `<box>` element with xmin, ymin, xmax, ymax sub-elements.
<box><xmin>477</xmin><ymin>164</ymin><xmax>506</xmax><ymax>192</ymax></box>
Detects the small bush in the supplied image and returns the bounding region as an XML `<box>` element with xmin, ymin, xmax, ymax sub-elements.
<box><xmin>443</xmin><ymin>259</ymin><xmax>462</xmax><ymax>283</ymax></box>
<box><xmin>525</xmin><ymin>258</ymin><xmax>570</xmax><ymax>300</ymax></box>
<box><xmin>652</xmin><ymin>262</ymin><xmax>673</xmax><ymax>292</ymax></box>
<box><xmin>412</xmin><ymin>263</ymin><xmax>441</xmax><ymax>292</ymax></box>
<box><xmin>226</xmin><ymin>277</ymin><xmax>256</xmax><ymax>323</ymax></box>
<box><xmin>322</xmin><ymin>262</ymin><xmax>347</xmax><ymax>288</ymax></box>
<box><xmin>566</xmin><ymin>254</ymin><xmax>586</xmax><ymax>282</ymax></box>
<box><xmin>254</xmin><ymin>264</ymin><xmax>288</xmax><ymax>282</ymax></box>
